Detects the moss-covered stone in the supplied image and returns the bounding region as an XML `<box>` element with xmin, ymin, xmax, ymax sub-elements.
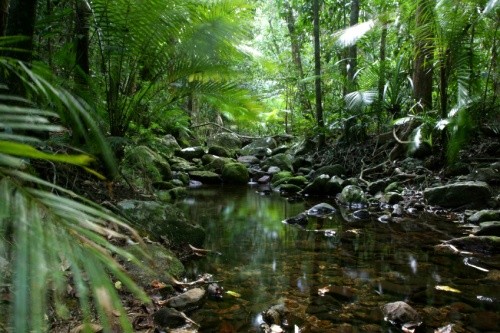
<box><xmin>271</xmin><ymin>171</ymin><xmax>293</xmax><ymax>186</ymax></box>
<box><xmin>310</xmin><ymin>164</ymin><xmax>346</xmax><ymax>180</ymax></box>
<box><xmin>124</xmin><ymin>244</ymin><xmax>184</xmax><ymax>287</ymax></box>
<box><xmin>188</xmin><ymin>170</ymin><xmax>222</xmax><ymax>184</ymax></box>
<box><xmin>222</xmin><ymin>162</ymin><xmax>249</xmax><ymax>184</ymax></box>
<box><xmin>263</xmin><ymin>153</ymin><xmax>294</xmax><ymax>172</ymax></box>
<box><xmin>120</xmin><ymin>145</ymin><xmax>172</xmax><ymax>191</ymax></box>
<box><xmin>117</xmin><ymin>200</ymin><xmax>205</xmax><ymax>247</ymax></box>
<box><xmin>208</xmin><ymin>145</ymin><xmax>232</xmax><ymax>158</ymax></box>
<box><xmin>338</xmin><ymin>185</ymin><xmax>367</xmax><ymax>206</ymax></box>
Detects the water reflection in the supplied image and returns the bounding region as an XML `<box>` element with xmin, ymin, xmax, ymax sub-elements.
<box><xmin>179</xmin><ymin>185</ymin><xmax>500</xmax><ymax>332</ymax></box>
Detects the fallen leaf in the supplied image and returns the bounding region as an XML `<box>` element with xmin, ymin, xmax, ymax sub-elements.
<box><xmin>226</xmin><ymin>290</ymin><xmax>241</xmax><ymax>298</ymax></box>
<box><xmin>151</xmin><ymin>279</ymin><xmax>167</xmax><ymax>289</ymax></box>
<box><xmin>114</xmin><ymin>281</ymin><xmax>122</xmax><ymax>290</ymax></box>
<box><xmin>435</xmin><ymin>285</ymin><xmax>461</xmax><ymax>293</ymax></box>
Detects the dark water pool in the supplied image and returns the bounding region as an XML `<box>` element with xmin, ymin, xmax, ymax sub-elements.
<box><xmin>178</xmin><ymin>185</ymin><xmax>500</xmax><ymax>333</ymax></box>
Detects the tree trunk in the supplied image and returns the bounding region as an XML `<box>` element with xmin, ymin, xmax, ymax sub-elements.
<box><xmin>75</xmin><ymin>0</ymin><xmax>91</xmax><ymax>86</ymax></box>
<box><xmin>284</xmin><ymin>1</ymin><xmax>313</xmax><ymax>118</ymax></box>
<box><xmin>376</xmin><ymin>23</ymin><xmax>388</xmax><ymax>126</ymax></box>
<box><xmin>0</xmin><ymin>0</ymin><xmax>8</xmax><ymax>36</ymax></box>
<box><xmin>412</xmin><ymin>0</ymin><xmax>434</xmax><ymax>111</ymax></box>
<box><xmin>313</xmin><ymin>0</ymin><xmax>324</xmax><ymax>147</ymax></box>
<box><xmin>5</xmin><ymin>0</ymin><xmax>37</xmax><ymax>63</ymax></box>
<box><xmin>346</xmin><ymin>0</ymin><xmax>359</xmax><ymax>93</ymax></box>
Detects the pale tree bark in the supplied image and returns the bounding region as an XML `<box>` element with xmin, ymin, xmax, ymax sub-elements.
<box><xmin>313</xmin><ymin>0</ymin><xmax>325</xmax><ymax>147</ymax></box>
<box><xmin>283</xmin><ymin>1</ymin><xmax>313</xmax><ymax>118</ymax></box>
<box><xmin>412</xmin><ymin>0</ymin><xmax>434</xmax><ymax>111</ymax></box>
<box><xmin>346</xmin><ymin>0</ymin><xmax>359</xmax><ymax>93</ymax></box>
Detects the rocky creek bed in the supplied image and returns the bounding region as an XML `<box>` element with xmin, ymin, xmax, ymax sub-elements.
<box><xmin>42</xmin><ymin>131</ymin><xmax>499</xmax><ymax>332</ymax></box>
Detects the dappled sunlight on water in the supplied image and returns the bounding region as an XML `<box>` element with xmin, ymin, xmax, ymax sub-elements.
<box><xmin>179</xmin><ymin>185</ymin><xmax>500</xmax><ymax>333</ymax></box>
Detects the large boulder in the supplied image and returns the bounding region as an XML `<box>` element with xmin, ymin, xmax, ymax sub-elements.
<box><xmin>166</xmin><ymin>287</ymin><xmax>206</xmax><ymax>310</ymax></box>
<box><xmin>423</xmin><ymin>181</ymin><xmax>492</xmax><ymax>208</ymax></box>
<box><xmin>152</xmin><ymin>134</ymin><xmax>182</xmax><ymax>158</ymax></box>
<box><xmin>310</xmin><ymin>164</ymin><xmax>346</xmax><ymax>180</ymax></box>
<box><xmin>169</xmin><ymin>156</ymin><xmax>198</xmax><ymax>172</ymax></box>
<box><xmin>222</xmin><ymin>162</ymin><xmax>249</xmax><ymax>184</ymax></box>
<box><xmin>262</xmin><ymin>153</ymin><xmax>294</xmax><ymax>172</ymax></box>
<box><xmin>208</xmin><ymin>132</ymin><xmax>242</xmax><ymax>151</ymax></box>
<box><xmin>117</xmin><ymin>200</ymin><xmax>205</xmax><ymax>247</ymax></box>
<box><xmin>188</xmin><ymin>170</ymin><xmax>222</xmax><ymax>184</ymax></box>
<box><xmin>301</xmin><ymin>174</ymin><xmax>342</xmax><ymax>196</ymax></box>
<box><xmin>123</xmin><ymin>244</ymin><xmax>184</xmax><ymax>287</ymax></box>
<box><xmin>338</xmin><ymin>185</ymin><xmax>367</xmax><ymax>206</ymax></box>
<box><xmin>469</xmin><ymin>210</ymin><xmax>500</xmax><ymax>223</ymax></box>
<box><xmin>240</xmin><ymin>137</ymin><xmax>277</xmax><ymax>157</ymax></box>
<box><xmin>177</xmin><ymin>146</ymin><xmax>206</xmax><ymax>161</ymax></box>
<box><xmin>120</xmin><ymin>145</ymin><xmax>172</xmax><ymax>190</ymax></box>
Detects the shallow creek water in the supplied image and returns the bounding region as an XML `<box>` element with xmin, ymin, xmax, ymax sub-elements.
<box><xmin>178</xmin><ymin>185</ymin><xmax>499</xmax><ymax>333</ymax></box>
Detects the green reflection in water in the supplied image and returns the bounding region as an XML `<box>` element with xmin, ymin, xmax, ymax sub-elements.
<box><xmin>178</xmin><ymin>185</ymin><xmax>500</xmax><ymax>333</ymax></box>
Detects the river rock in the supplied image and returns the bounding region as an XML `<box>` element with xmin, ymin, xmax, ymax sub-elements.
<box><xmin>169</xmin><ymin>156</ymin><xmax>198</xmax><ymax>172</ymax></box>
<box><xmin>154</xmin><ymin>134</ymin><xmax>182</xmax><ymax>158</ymax></box>
<box><xmin>167</xmin><ymin>287</ymin><xmax>206</xmax><ymax>310</ymax></box>
<box><xmin>470</xmin><ymin>167</ymin><xmax>500</xmax><ymax>184</ymax></box>
<box><xmin>475</xmin><ymin>222</ymin><xmax>500</xmax><ymax>236</ymax></box>
<box><xmin>310</xmin><ymin>164</ymin><xmax>346</xmax><ymax>180</ymax></box>
<box><xmin>423</xmin><ymin>181</ymin><xmax>492</xmax><ymax>208</ymax></box>
<box><xmin>338</xmin><ymin>185</ymin><xmax>367</xmax><ymax>206</ymax></box>
<box><xmin>307</xmin><ymin>203</ymin><xmax>336</xmax><ymax>217</ymax></box>
<box><xmin>120</xmin><ymin>145</ymin><xmax>173</xmax><ymax>190</ymax></box>
<box><xmin>188</xmin><ymin>170</ymin><xmax>222</xmax><ymax>184</ymax></box>
<box><xmin>241</xmin><ymin>137</ymin><xmax>277</xmax><ymax>157</ymax></box>
<box><xmin>271</xmin><ymin>171</ymin><xmax>293</xmax><ymax>186</ymax></box>
<box><xmin>208</xmin><ymin>132</ymin><xmax>242</xmax><ymax>150</ymax></box>
<box><xmin>283</xmin><ymin>213</ymin><xmax>308</xmax><ymax>226</ymax></box>
<box><xmin>124</xmin><ymin>244</ymin><xmax>184</xmax><ymax>288</ymax></box>
<box><xmin>468</xmin><ymin>210</ymin><xmax>500</xmax><ymax>223</ymax></box>
<box><xmin>208</xmin><ymin>145</ymin><xmax>232</xmax><ymax>158</ymax></box>
<box><xmin>443</xmin><ymin>236</ymin><xmax>500</xmax><ymax>255</ymax></box>
<box><xmin>262</xmin><ymin>153</ymin><xmax>294</xmax><ymax>172</ymax></box>
<box><xmin>117</xmin><ymin>200</ymin><xmax>205</xmax><ymax>247</ymax></box>
<box><xmin>279</xmin><ymin>184</ymin><xmax>302</xmax><ymax>196</ymax></box>
<box><xmin>153</xmin><ymin>307</ymin><xmax>186</xmax><ymax>329</ymax></box>
<box><xmin>367</xmin><ymin>179</ymin><xmax>391</xmax><ymax>195</ymax></box>
<box><xmin>177</xmin><ymin>146</ymin><xmax>206</xmax><ymax>161</ymax></box>
<box><xmin>237</xmin><ymin>155</ymin><xmax>260</xmax><ymax>165</ymax></box>
<box><xmin>222</xmin><ymin>162</ymin><xmax>249</xmax><ymax>184</ymax></box>
<box><xmin>204</xmin><ymin>155</ymin><xmax>233</xmax><ymax>174</ymax></box>
<box><xmin>381</xmin><ymin>301</ymin><xmax>422</xmax><ymax>328</ymax></box>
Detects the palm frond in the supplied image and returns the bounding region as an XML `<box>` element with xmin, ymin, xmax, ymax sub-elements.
<box><xmin>0</xmin><ymin>54</ymin><xmax>150</xmax><ymax>331</ymax></box>
<box><xmin>333</xmin><ymin>20</ymin><xmax>377</xmax><ymax>47</ymax></box>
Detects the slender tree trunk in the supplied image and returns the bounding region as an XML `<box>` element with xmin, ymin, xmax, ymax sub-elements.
<box><xmin>75</xmin><ymin>0</ymin><xmax>90</xmax><ymax>86</ymax></box>
<box><xmin>346</xmin><ymin>0</ymin><xmax>359</xmax><ymax>93</ymax></box>
<box><xmin>5</xmin><ymin>0</ymin><xmax>37</xmax><ymax>63</ymax></box>
<box><xmin>313</xmin><ymin>0</ymin><xmax>324</xmax><ymax>147</ymax></box>
<box><xmin>0</xmin><ymin>0</ymin><xmax>8</xmax><ymax>36</ymax></box>
<box><xmin>412</xmin><ymin>0</ymin><xmax>434</xmax><ymax>111</ymax></box>
<box><xmin>376</xmin><ymin>23</ymin><xmax>388</xmax><ymax>128</ymax></box>
<box><xmin>284</xmin><ymin>1</ymin><xmax>313</xmax><ymax>118</ymax></box>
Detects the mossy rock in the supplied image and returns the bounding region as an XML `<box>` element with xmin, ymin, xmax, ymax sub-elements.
<box><xmin>208</xmin><ymin>145</ymin><xmax>233</xmax><ymax>158</ymax></box>
<box><xmin>338</xmin><ymin>185</ymin><xmax>367</xmax><ymax>206</ymax></box>
<box><xmin>124</xmin><ymin>244</ymin><xmax>184</xmax><ymax>287</ymax></box>
<box><xmin>169</xmin><ymin>156</ymin><xmax>199</xmax><ymax>172</ymax></box>
<box><xmin>279</xmin><ymin>184</ymin><xmax>302</xmax><ymax>196</ymax></box>
<box><xmin>120</xmin><ymin>145</ymin><xmax>172</xmax><ymax>190</ymax></box>
<box><xmin>263</xmin><ymin>153</ymin><xmax>294</xmax><ymax>172</ymax></box>
<box><xmin>148</xmin><ymin>134</ymin><xmax>181</xmax><ymax>158</ymax></box>
<box><xmin>188</xmin><ymin>170</ymin><xmax>222</xmax><ymax>184</ymax></box>
<box><xmin>310</xmin><ymin>164</ymin><xmax>346</xmax><ymax>180</ymax></box>
<box><xmin>208</xmin><ymin>132</ymin><xmax>242</xmax><ymax>150</ymax></box>
<box><xmin>177</xmin><ymin>146</ymin><xmax>206</xmax><ymax>161</ymax></box>
<box><xmin>204</xmin><ymin>156</ymin><xmax>234</xmax><ymax>174</ymax></box>
<box><xmin>469</xmin><ymin>210</ymin><xmax>500</xmax><ymax>223</ymax></box>
<box><xmin>222</xmin><ymin>162</ymin><xmax>249</xmax><ymax>184</ymax></box>
<box><xmin>271</xmin><ymin>171</ymin><xmax>293</xmax><ymax>186</ymax></box>
<box><xmin>117</xmin><ymin>200</ymin><xmax>205</xmax><ymax>247</ymax></box>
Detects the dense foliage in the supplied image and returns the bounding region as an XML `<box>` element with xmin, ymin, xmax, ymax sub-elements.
<box><xmin>0</xmin><ymin>0</ymin><xmax>498</xmax><ymax>331</ymax></box>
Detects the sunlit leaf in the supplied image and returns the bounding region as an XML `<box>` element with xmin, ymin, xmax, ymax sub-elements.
<box><xmin>226</xmin><ymin>290</ymin><xmax>241</xmax><ymax>298</ymax></box>
<box><xmin>333</xmin><ymin>20</ymin><xmax>376</xmax><ymax>47</ymax></box>
<box><xmin>435</xmin><ymin>285</ymin><xmax>461</xmax><ymax>293</ymax></box>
